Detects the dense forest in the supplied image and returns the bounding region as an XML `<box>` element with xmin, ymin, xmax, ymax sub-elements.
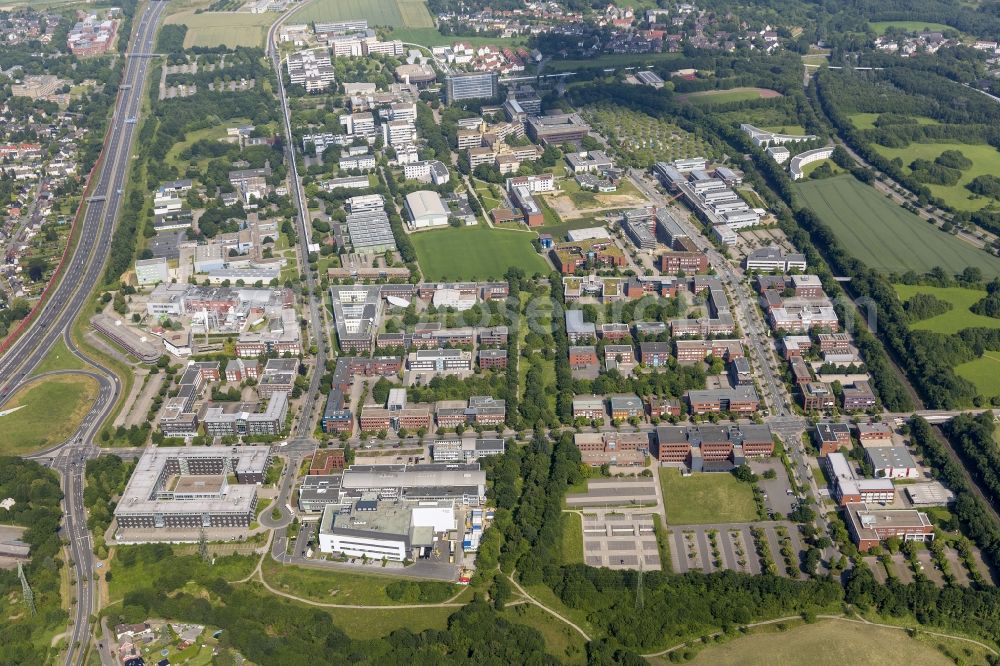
<box><xmin>0</xmin><ymin>459</ymin><xmax>67</xmax><ymax>664</ymax></box>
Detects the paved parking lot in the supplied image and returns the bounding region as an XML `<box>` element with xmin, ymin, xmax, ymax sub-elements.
<box><xmin>669</xmin><ymin>521</ymin><xmax>806</xmax><ymax>577</ymax></box>
<box><xmin>582</xmin><ymin>512</ymin><xmax>661</xmax><ymax>570</ymax></box>
<box><xmin>749</xmin><ymin>459</ymin><xmax>797</xmax><ymax>518</ymax></box>
<box><xmin>565</xmin><ymin>477</ymin><xmax>659</xmax><ymax>507</ymax></box>
<box><xmin>864</xmin><ymin>545</ymin><xmax>995</xmax><ymax>587</ymax></box>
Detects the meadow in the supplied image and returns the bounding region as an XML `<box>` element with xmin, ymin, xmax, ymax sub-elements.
<box><xmin>292</xmin><ymin>0</ymin><xmax>433</xmax><ymax>28</ymax></box>
<box><xmin>848</xmin><ymin>113</ymin><xmax>938</xmax><ymax>131</ymax></box>
<box><xmin>795</xmin><ymin>175</ymin><xmax>1000</xmax><ymax>277</ymax></box>
<box><xmin>893</xmin><ymin>284</ymin><xmax>1000</xmax><ymax>334</ymax></box>
<box><xmin>682</xmin><ymin>619</ymin><xmax>959</xmax><ymax>666</ymax></box>
<box><xmin>411</xmin><ymin>223</ymin><xmax>548</xmax><ymax>281</ymax></box>
<box><xmin>659</xmin><ymin>469</ymin><xmax>757</xmax><ymax>525</ymax></box>
<box><xmin>868</xmin><ymin>21</ymin><xmax>956</xmax><ymax>35</ymax></box>
<box><xmin>164</xmin><ymin>10</ymin><xmax>274</xmax><ymax>48</ymax></box>
<box><xmin>870</xmin><ymin>141</ymin><xmax>1000</xmax><ymax>211</ymax></box>
<box><xmin>0</xmin><ymin>375</ymin><xmax>98</xmax><ymax>455</ymax></box>
<box><xmin>956</xmin><ymin>352</ymin><xmax>1000</xmax><ymax>400</ymax></box>
<box><xmin>679</xmin><ymin>87</ymin><xmax>782</xmax><ymax>105</ymax></box>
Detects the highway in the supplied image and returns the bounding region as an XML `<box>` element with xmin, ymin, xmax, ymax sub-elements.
<box><xmin>0</xmin><ymin>3</ymin><xmax>167</xmax><ymax>665</ymax></box>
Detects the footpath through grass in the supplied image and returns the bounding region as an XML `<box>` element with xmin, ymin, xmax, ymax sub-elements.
<box><xmin>796</xmin><ymin>175</ymin><xmax>1000</xmax><ymax>278</ymax></box>
<box><xmin>0</xmin><ymin>375</ymin><xmax>98</xmax><ymax>455</ymax></box>
<box><xmin>411</xmin><ymin>223</ymin><xmax>548</xmax><ymax>281</ymax></box>
<box><xmin>260</xmin><ymin>556</ymin><xmax>456</xmax><ymax>606</ymax></box>
<box><xmin>659</xmin><ymin>468</ymin><xmax>757</xmax><ymax>525</ymax></box>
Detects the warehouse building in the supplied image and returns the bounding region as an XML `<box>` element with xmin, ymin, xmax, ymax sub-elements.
<box><xmin>404</xmin><ymin>190</ymin><xmax>450</xmax><ymax>229</ymax></box>
<box><xmin>340</xmin><ymin>463</ymin><xmax>486</xmax><ymax>505</ymax></box>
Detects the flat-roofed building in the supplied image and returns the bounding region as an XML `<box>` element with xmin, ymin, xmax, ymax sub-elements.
<box><xmin>526</xmin><ymin>113</ymin><xmax>590</xmax><ymax>145</ymax></box>
<box><xmin>572</xmin><ymin>396</ymin><xmax>605</xmax><ymax>420</ymax></box>
<box><xmin>407</xmin><ymin>348</ymin><xmax>473</xmax><ymax>374</ymax></box>
<box><xmin>340</xmin><ymin>463</ymin><xmax>486</xmax><ymax>504</ymax></box>
<box><xmin>824</xmin><ymin>452</ymin><xmax>895</xmax><ymax>506</ymax></box>
<box><xmin>318</xmin><ymin>498</ymin><xmax>456</xmax><ymax>560</ymax></box>
<box><xmin>866</xmin><ymin>446</ymin><xmax>919</xmax><ymax>479</ymax></box>
<box><xmin>445</xmin><ymin>71</ymin><xmax>497</xmax><ymax>103</ymax></box>
<box><xmin>814</xmin><ymin>422</ymin><xmax>851</xmax><ymax>455</ymax></box>
<box><xmin>432</xmin><ymin>438</ymin><xmax>506</xmax><ymax>463</ymax></box>
<box><xmin>686</xmin><ymin>386</ymin><xmax>759</xmax><ymax>414</ymax></box>
<box><xmin>114</xmin><ymin>447</ymin><xmax>270</xmax><ymax>533</ymax></box>
<box><xmin>857</xmin><ymin>423</ymin><xmax>894</xmax><ymax>446</ymax></box>
<box><xmin>844</xmin><ymin>503</ymin><xmax>934</xmax><ymax>552</ymax></box>
<box><xmin>297</xmin><ymin>475</ymin><xmax>344</xmax><ymax>513</ymax></box>
<box><xmin>574</xmin><ymin>431</ymin><xmax>647</xmax><ymax>466</ymax></box>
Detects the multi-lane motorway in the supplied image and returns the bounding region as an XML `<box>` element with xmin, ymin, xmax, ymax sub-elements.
<box><xmin>0</xmin><ymin>3</ymin><xmax>167</xmax><ymax>665</ymax></box>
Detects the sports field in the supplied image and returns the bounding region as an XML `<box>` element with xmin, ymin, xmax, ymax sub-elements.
<box><xmin>164</xmin><ymin>10</ymin><xmax>274</xmax><ymax>48</ymax></box>
<box><xmin>411</xmin><ymin>223</ymin><xmax>548</xmax><ymax>281</ymax></box>
<box><xmin>680</xmin><ymin>87</ymin><xmax>782</xmax><ymax>105</ymax></box>
<box><xmin>293</xmin><ymin>0</ymin><xmax>433</xmax><ymax>28</ymax></box>
<box><xmin>870</xmin><ymin>141</ymin><xmax>1000</xmax><ymax>211</ymax></box>
<box><xmin>796</xmin><ymin>175</ymin><xmax>1000</xmax><ymax>278</ymax></box>
<box><xmin>0</xmin><ymin>375</ymin><xmax>98</xmax><ymax>455</ymax></box>
<box><xmin>685</xmin><ymin>619</ymin><xmax>955</xmax><ymax>666</ymax></box>
<box><xmin>956</xmin><ymin>351</ymin><xmax>1000</xmax><ymax>399</ymax></box>
<box><xmin>659</xmin><ymin>469</ymin><xmax>757</xmax><ymax>525</ymax></box>
<box><xmin>894</xmin><ymin>284</ymin><xmax>1000</xmax><ymax>334</ymax></box>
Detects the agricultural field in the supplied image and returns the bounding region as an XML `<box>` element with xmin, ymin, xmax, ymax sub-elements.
<box><xmin>678</xmin><ymin>87</ymin><xmax>783</xmax><ymax>105</ymax></box>
<box><xmin>659</xmin><ymin>469</ymin><xmax>758</xmax><ymax>525</ymax></box>
<box><xmin>870</xmin><ymin>141</ymin><xmax>1000</xmax><ymax>211</ymax></box>
<box><xmin>0</xmin><ymin>375</ymin><xmax>98</xmax><ymax>455</ymax></box>
<box><xmin>796</xmin><ymin>175</ymin><xmax>1000</xmax><ymax>278</ymax></box>
<box><xmin>164</xmin><ymin>10</ymin><xmax>274</xmax><ymax>48</ymax></box>
<box><xmin>410</xmin><ymin>223</ymin><xmax>548</xmax><ymax>281</ymax></box>
<box><xmin>894</xmin><ymin>284</ymin><xmax>1000</xmax><ymax>334</ymax></box>
<box><xmin>848</xmin><ymin>113</ymin><xmax>938</xmax><ymax>131</ymax></box>
<box><xmin>868</xmin><ymin>20</ymin><xmax>956</xmax><ymax>35</ymax></box>
<box><xmin>682</xmin><ymin>619</ymin><xmax>958</xmax><ymax>666</ymax></box>
<box><xmin>583</xmin><ymin>103</ymin><xmax>719</xmax><ymax>168</ymax></box>
<box><xmin>293</xmin><ymin>0</ymin><xmax>432</xmax><ymax>27</ymax></box>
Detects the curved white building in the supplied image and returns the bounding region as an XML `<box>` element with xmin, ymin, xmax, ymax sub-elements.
<box><xmin>789</xmin><ymin>147</ymin><xmax>835</xmax><ymax>180</ymax></box>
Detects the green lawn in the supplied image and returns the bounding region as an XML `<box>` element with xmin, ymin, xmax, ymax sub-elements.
<box><xmin>955</xmin><ymin>351</ymin><xmax>1000</xmax><ymax>399</ymax></box>
<box><xmin>848</xmin><ymin>113</ymin><xmax>938</xmax><ymax>131</ymax></box>
<box><xmin>260</xmin><ymin>557</ymin><xmax>456</xmax><ymax>606</ymax></box>
<box><xmin>763</xmin><ymin>124</ymin><xmax>809</xmax><ymax>136</ymax></box>
<box><xmin>108</xmin><ymin>549</ymin><xmax>257</xmax><ymax>604</ymax></box>
<box><xmin>30</xmin><ymin>337</ymin><xmax>88</xmax><ymax>376</ymax></box>
<box><xmin>659</xmin><ymin>469</ymin><xmax>758</xmax><ymax>525</ymax></box>
<box><xmin>164</xmin><ymin>10</ymin><xmax>274</xmax><ymax>48</ymax></box>
<box><xmin>893</xmin><ymin>284</ymin><xmax>1000</xmax><ymax>334</ymax></box>
<box><xmin>0</xmin><ymin>375</ymin><xmax>98</xmax><ymax>455</ymax></box>
<box><xmin>411</xmin><ymin>223</ymin><xmax>548</xmax><ymax>281</ymax></box>
<box><xmin>796</xmin><ymin>175</ymin><xmax>1000</xmax><ymax>277</ymax></box>
<box><xmin>164</xmin><ymin>117</ymin><xmax>251</xmax><ymax>174</ymax></box>
<box><xmin>292</xmin><ymin>0</ymin><xmax>432</xmax><ymax>27</ymax></box>
<box><xmin>870</xmin><ymin>141</ymin><xmax>1000</xmax><ymax>211</ymax></box>
<box><xmin>686</xmin><ymin>619</ymin><xmax>954</xmax><ymax>666</ymax></box>
<box><xmin>560</xmin><ymin>512</ymin><xmax>584</xmax><ymax>565</ymax></box>
<box><xmin>868</xmin><ymin>20</ymin><xmax>956</xmax><ymax>35</ymax></box>
<box><xmin>502</xmin><ymin>603</ymin><xmax>588</xmax><ymax>665</ymax></box>
<box><xmin>681</xmin><ymin>87</ymin><xmax>782</xmax><ymax>105</ymax></box>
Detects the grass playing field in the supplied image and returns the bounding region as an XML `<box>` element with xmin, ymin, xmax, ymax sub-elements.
<box><xmin>870</xmin><ymin>141</ymin><xmax>1000</xmax><ymax>211</ymax></box>
<box><xmin>680</xmin><ymin>87</ymin><xmax>782</xmax><ymax>105</ymax></box>
<box><xmin>893</xmin><ymin>284</ymin><xmax>1000</xmax><ymax>334</ymax></box>
<box><xmin>683</xmin><ymin>619</ymin><xmax>955</xmax><ymax>666</ymax></box>
<box><xmin>956</xmin><ymin>351</ymin><xmax>1000</xmax><ymax>400</ymax></box>
<box><xmin>659</xmin><ymin>468</ymin><xmax>757</xmax><ymax>525</ymax></box>
<box><xmin>411</xmin><ymin>223</ymin><xmax>548</xmax><ymax>281</ymax></box>
<box><xmin>796</xmin><ymin>175</ymin><xmax>1000</xmax><ymax>278</ymax></box>
<box><xmin>0</xmin><ymin>375</ymin><xmax>98</xmax><ymax>455</ymax></box>
<box><xmin>293</xmin><ymin>0</ymin><xmax>432</xmax><ymax>28</ymax></box>
<box><xmin>164</xmin><ymin>10</ymin><xmax>274</xmax><ymax>48</ymax></box>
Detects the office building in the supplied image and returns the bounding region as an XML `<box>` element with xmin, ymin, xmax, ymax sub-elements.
<box><xmin>340</xmin><ymin>463</ymin><xmax>486</xmax><ymax>504</ymax></box>
<box><xmin>445</xmin><ymin>71</ymin><xmax>497</xmax><ymax>103</ymax></box>
<box><xmin>114</xmin><ymin>447</ymin><xmax>270</xmax><ymax>531</ymax></box>
<box><xmin>844</xmin><ymin>503</ymin><xmax>934</xmax><ymax>552</ymax></box>
<box><xmin>432</xmin><ymin>438</ymin><xmax>506</xmax><ymax>463</ymax></box>
<box><xmin>297</xmin><ymin>474</ymin><xmax>343</xmax><ymax>513</ymax></box>
<box><xmin>318</xmin><ymin>499</ymin><xmax>456</xmax><ymax>561</ymax></box>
